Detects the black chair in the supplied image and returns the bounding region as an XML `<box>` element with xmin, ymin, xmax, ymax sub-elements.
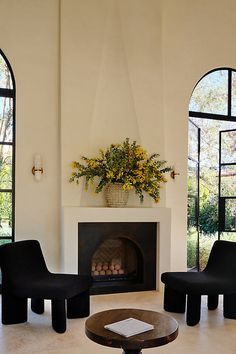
<box><xmin>161</xmin><ymin>240</ymin><xmax>236</xmax><ymax>326</ymax></box>
<box><xmin>0</xmin><ymin>240</ymin><xmax>92</xmax><ymax>333</ymax></box>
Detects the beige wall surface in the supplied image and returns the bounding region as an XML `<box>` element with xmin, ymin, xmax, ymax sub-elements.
<box><xmin>1</xmin><ymin>0</ymin><xmax>236</xmax><ymax>271</ymax></box>
<box><xmin>0</xmin><ymin>0</ymin><xmax>60</xmax><ymax>270</ymax></box>
<box><xmin>60</xmin><ymin>0</ymin><xmax>165</xmax><ymax>208</ymax></box>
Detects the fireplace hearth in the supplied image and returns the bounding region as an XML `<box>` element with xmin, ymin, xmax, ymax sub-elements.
<box><xmin>78</xmin><ymin>222</ymin><xmax>157</xmax><ymax>294</ymax></box>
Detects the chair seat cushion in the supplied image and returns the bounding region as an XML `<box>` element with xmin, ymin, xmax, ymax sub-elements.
<box><xmin>9</xmin><ymin>274</ymin><xmax>92</xmax><ymax>300</ymax></box>
<box><xmin>161</xmin><ymin>271</ymin><xmax>236</xmax><ymax>295</ymax></box>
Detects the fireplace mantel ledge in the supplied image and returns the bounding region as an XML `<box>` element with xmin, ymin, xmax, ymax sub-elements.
<box><xmin>61</xmin><ymin>207</ymin><xmax>171</xmax><ymax>291</ymax></box>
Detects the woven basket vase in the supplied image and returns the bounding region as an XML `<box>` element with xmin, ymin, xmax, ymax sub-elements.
<box><xmin>104</xmin><ymin>183</ymin><xmax>129</xmax><ymax>207</ymax></box>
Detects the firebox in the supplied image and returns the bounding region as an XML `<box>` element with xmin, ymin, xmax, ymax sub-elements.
<box><xmin>78</xmin><ymin>222</ymin><xmax>157</xmax><ymax>294</ymax></box>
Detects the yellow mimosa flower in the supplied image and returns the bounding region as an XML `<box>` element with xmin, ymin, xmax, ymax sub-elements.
<box><xmin>88</xmin><ymin>160</ymin><xmax>97</xmax><ymax>168</ymax></box>
<box><xmin>117</xmin><ymin>171</ymin><xmax>124</xmax><ymax>179</ymax></box>
<box><xmin>135</xmin><ymin>146</ymin><xmax>147</xmax><ymax>159</ymax></box>
<box><xmin>106</xmin><ymin>171</ymin><xmax>114</xmax><ymax>179</ymax></box>
<box><xmin>123</xmin><ymin>183</ymin><xmax>133</xmax><ymax>191</ymax></box>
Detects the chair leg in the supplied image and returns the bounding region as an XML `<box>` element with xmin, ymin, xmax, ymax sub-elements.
<box><xmin>31</xmin><ymin>299</ymin><xmax>44</xmax><ymax>314</ymax></box>
<box><xmin>67</xmin><ymin>289</ymin><xmax>90</xmax><ymax>318</ymax></box>
<box><xmin>163</xmin><ymin>285</ymin><xmax>186</xmax><ymax>313</ymax></box>
<box><xmin>186</xmin><ymin>294</ymin><xmax>201</xmax><ymax>326</ymax></box>
<box><xmin>51</xmin><ymin>299</ymin><xmax>66</xmax><ymax>333</ymax></box>
<box><xmin>223</xmin><ymin>294</ymin><xmax>236</xmax><ymax>319</ymax></box>
<box><xmin>2</xmin><ymin>292</ymin><xmax>27</xmax><ymax>324</ymax></box>
<box><xmin>208</xmin><ymin>295</ymin><xmax>219</xmax><ymax>310</ymax></box>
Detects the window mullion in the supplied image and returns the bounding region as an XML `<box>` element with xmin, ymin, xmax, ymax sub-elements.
<box><xmin>0</xmin><ymin>88</ymin><xmax>14</xmax><ymax>98</ymax></box>
<box><xmin>228</xmin><ymin>69</ymin><xmax>232</xmax><ymax>116</ymax></box>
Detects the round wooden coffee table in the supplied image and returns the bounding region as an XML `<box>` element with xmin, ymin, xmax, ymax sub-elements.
<box><xmin>85</xmin><ymin>308</ymin><xmax>178</xmax><ymax>354</ymax></box>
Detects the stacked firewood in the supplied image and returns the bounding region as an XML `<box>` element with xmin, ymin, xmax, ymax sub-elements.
<box><xmin>91</xmin><ymin>258</ymin><xmax>125</xmax><ymax>276</ymax></box>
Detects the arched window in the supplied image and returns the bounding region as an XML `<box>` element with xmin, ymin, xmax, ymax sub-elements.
<box><xmin>188</xmin><ymin>68</ymin><xmax>236</xmax><ymax>271</ymax></box>
<box><xmin>0</xmin><ymin>50</ymin><xmax>15</xmax><ymax>246</ymax></box>
<box><xmin>189</xmin><ymin>68</ymin><xmax>236</xmax><ymax>119</ymax></box>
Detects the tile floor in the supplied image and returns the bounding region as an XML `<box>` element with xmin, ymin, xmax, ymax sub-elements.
<box><xmin>0</xmin><ymin>291</ymin><xmax>235</xmax><ymax>354</ymax></box>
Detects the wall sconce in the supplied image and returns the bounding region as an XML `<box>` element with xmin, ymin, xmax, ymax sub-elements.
<box><xmin>32</xmin><ymin>154</ymin><xmax>43</xmax><ymax>181</ymax></box>
<box><xmin>170</xmin><ymin>170</ymin><xmax>180</xmax><ymax>180</ymax></box>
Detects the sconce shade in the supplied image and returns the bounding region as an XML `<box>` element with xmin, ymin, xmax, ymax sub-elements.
<box><xmin>34</xmin><ymin>154</ymin><xmax>42</xmax><ymax>169</ymax></box>
<box><xmin>32</xmin><ymin>154</ymin><xmax>43</xmax><ymax>181</ymax></box>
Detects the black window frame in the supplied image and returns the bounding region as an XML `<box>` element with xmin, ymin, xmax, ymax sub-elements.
<box><xmin>189</xmin><ymin>67</ymin><xmax>236</xmax><ymax>242</ymax></box>
<box><xmin>0</xmin><ymin>49</ymin><xmax>16</xmax><ymax>244</ymax></box>
<box><xmin>189</xmin><ymin>68</ymin><xmax>236</xmax><ymax>122</ymax></box>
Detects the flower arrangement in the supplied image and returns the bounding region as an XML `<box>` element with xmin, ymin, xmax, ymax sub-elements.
<box><xmin>70</xmin><ymin>138</ymin><xmax>172</xmax><ymax>203</ymax></box>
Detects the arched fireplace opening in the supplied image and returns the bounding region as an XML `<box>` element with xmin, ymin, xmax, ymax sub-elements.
<box><xmin>91</xmin><ymin>237</ymin><xmax>143</xmax><ymax>283</ymax></box>
<box><xmin>78</xmin><ymin>222</ymin><xmax>157</xmax><ymax>294</ymax></box>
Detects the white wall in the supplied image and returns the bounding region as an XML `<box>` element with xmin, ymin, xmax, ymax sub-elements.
<box><xmin>0</xmin><ymin>0</ymin><xmax>60</xmax><ymax>271</ymax></box>
<box><xmin>61</xmin><ymin>0</ymin><xmax>165</xmax><ymax>208</ymax></box>
<box><xmin>2</xmin><ymin>0</ymin><xmax>236</xmax><ymax>272</ymax></box>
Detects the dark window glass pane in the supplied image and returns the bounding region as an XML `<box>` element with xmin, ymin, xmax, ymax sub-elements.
<box><xmin>0</xmin><ymin>54</ymin><xmax>13</xmax><ymax>89</ymax></box>
<box><xmin>0</xmin><ymin>192</ymin><xmax>12</xmax><ymax>237</ymax></box>
<box><xmin>189</xmin><ymin>70</ymin><xmax>228</xmax><ymax>115</ymax></box>
<box><xmin>0</xmin><ymin>145</ymin><xmax>12</xmax><ymax>189</ymax></box>
<box><xmin>0</xmin><ymin>97</ymin><xmax>13</xmax><ymax>143</ymax></box>
<box><xmin>188</xmin><ymin>121</ymin><xmax>199</xmax><ymax>161</ymax></box>
<box><xmin>221</xmin><ymin>131</ymin><xmax>236</xmax><ymax>164</ymax></box>
<box><xmin>220</xmin><ymin>166</ymin><xmax>236</xmax><ymax>196</ymax></box>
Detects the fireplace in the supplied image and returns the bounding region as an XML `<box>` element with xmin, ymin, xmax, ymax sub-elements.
<box><xmin>78</xmin><ymin>222</ymin><xmax>156</xmax><ymax>294</ymax></box>
<box><xmin>62</xmin><ymin>207</ymin><xmax>172</xmax><ymax>292</ymax></box>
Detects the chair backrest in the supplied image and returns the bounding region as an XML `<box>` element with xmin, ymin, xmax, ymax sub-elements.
<box><xmin>204</xmin><ymin>240</ymin><xmax>236</xmax><ymax>276</ymax></box>
<box><xmin>0</xmin><ymin>240</ymin><xmax>49</xmax><ymax>284</ymax></box>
